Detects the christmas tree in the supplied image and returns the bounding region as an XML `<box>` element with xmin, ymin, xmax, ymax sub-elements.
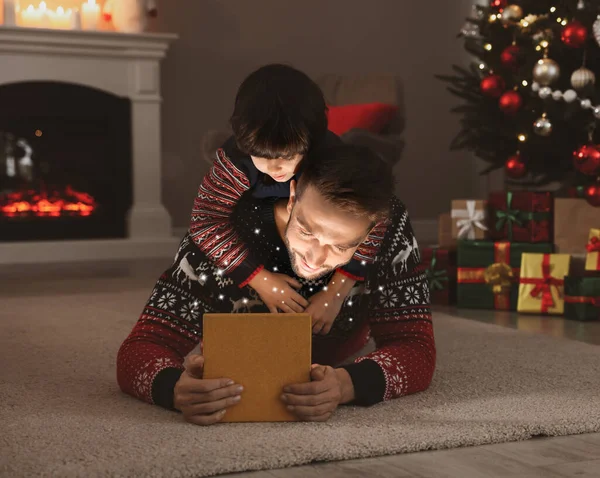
<box><xmin>437</xmin><ymin>0</ymin><xmax>600</xmax><ymax>206</ymax></box>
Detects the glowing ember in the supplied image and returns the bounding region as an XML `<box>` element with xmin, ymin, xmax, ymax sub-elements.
<box><xmin>0</xmin><ymin>186</ymin><xmax>97</xmax><ymax>218</ymax></box>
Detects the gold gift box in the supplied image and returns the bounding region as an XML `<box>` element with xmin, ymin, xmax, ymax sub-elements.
<box><xmin>585</xmin><ymin>228</ymin><xmax>600</xmax><ymax>272</ymax></box>
<box><xmin>517</xmin><ymin>253</ymin><xmax>571</xmax><ymax>315</ymax></box>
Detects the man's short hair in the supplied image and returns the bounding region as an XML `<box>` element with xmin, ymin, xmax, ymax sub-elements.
<box><xmin>230</xmin><ymin>64</ymin><xmax>328</xmax><ymax>160</ymax></box>
<box><xmin>296</xmin><ymin>144</ymin><xmax>394</xmax><ymax>224</ymax></box>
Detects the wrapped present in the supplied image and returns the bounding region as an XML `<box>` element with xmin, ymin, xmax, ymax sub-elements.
<box><xmin>517</xmin><ymin>253</ymin><xmax>571</xmax><ymax>315</ymax></box>
<box><xmin>457</xmin><ymin>241</ymin><xmax>553</xmax><ymax>310</ymax></box>
<box><xmin>554</xmin><ymin>198</ymin><xmax>599</xmax><ymax>254</ymax></box>
<box><xmin>564</xmin><ymin>276</ymin><xmax>600</xmax><ymax>321</ymax></box>
<box><xmin>451</xmin><ymin>200</ymin><xmax>487</xmax><ymax>240</ymax></box>
<box><xmin>422</xmin><ymin>247</ymin><xmax>456</xmax><ymax>305</ymax></box>
<box><xmin>487</xmin><ymin>190</ymin><xmax>552</xmax><ymax>243</ymax></box>
<box><xmin>438</xmin><ymin>213</ymin><xmax>456</xmax><ymax>249</ymax></box>
<box><xmin>585</xmin><ymin>228</ymin><xmax>600</xmax><ymax>272</ymax></box>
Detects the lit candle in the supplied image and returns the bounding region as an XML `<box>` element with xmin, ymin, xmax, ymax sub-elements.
<box><xmin>37</xmin><ymin>1</ymin><xmax>51</xmax><ymax>27</ymax></box>
<box><xmin>80</xmin><ymin>0</ymin><xmax>100</xmax><ymax>30</ymax></box>
<box><xmin>20</xmin><ymin>4</ymin><xmax>42</xmax><ymax>28</ymax></box>
<box><xmin>3</xmin><ymin>0</ymin><xmax>18</xmax><ymax>26</ymax></box>
<box><xmin>49</xmin><ymin>6</ymin><xmax>73</xmax><ymax>30</ymax></box>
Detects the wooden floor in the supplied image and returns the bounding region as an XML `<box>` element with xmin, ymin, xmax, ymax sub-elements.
<box><xmin>4</xmin><ymin>258</ymin><xmax>600</xmax><ymax>478</ymax></box>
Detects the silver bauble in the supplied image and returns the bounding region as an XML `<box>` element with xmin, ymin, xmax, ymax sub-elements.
<box><xmin>539</xmin><ymin>87</ymin><xmax>552</xmax><ymax>99</ymax></box>
<box><xmin>533</xmin><ymin>116</ymin><xmax>553</xmax><ymax>136</ymax></box>
<box><xmin>594</xmin><ymin>106</ymin><xmax>600</xmax><ymax>119</ymax></box>
<box><xmin>581</xmin><ymin>99</ymin><xmax>592</xmax><ymax>109</ymax></box>
<box><xmin>501</xmin><ymin>5</ymin><xmax>524</xmax><ymax>24</ymax></box>
<box><xmin>571</xmin><ymin>67</ymin><xmax>596</xmax><ymax>90</ymax></box>
<box><xmin>563</xmin><ymin>89</ymin><xmax>578</xmax><ymax>103</ymax></box>
<box><xmin>552</xmin><ymin>90</ymin><xmax>563</xmax><ymax>101</ymax></box>
<box><xmin>533</xmin><ymin>59</ymin><xmax>560</xmax><ymax>86</ymax></box>
<box><xmin>594</xmin><ymin>15</ymin><xmax>600</xmax><ymax>47</ymax></box>
<box><xmin>531</xmin><ymin>81</ymin><xmax>540</xmax><ymax>92</ymax></box>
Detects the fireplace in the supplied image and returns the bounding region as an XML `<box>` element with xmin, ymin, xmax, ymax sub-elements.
<box><xmin>0</xmin><ymin>26</ymin><xmax>179</xmax><ymax>264</ymax></box>
<box><xmin>0</xmin><ymin>81</ymin><xmax>132</xmax><ymax>241</ymax></box>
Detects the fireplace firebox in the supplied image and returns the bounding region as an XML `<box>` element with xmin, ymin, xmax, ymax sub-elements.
<box><xmin>0</xmin><ymin>81</ymin><xmax>132</xmax><ymax>242</ymax></box>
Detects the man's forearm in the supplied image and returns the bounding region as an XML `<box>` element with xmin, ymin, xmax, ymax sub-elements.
<box><xmin>334</xmin><ymin>368</ymin><xmax>356</xmax><ymax>404</ymax></box>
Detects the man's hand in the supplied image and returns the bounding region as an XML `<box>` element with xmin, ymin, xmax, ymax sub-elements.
<box><xmin>280</xmin><ymin>365</ymin><xmax>355</xmax><ymax>422</ymax></box>
<box><xmin>248</xmin><ymin>269</ymin><xmax>309</xmax><ymax>314</ymax></box>
<box><xmin>307</xmin><ymin>272</ymin><xmax>356</xmax><ymax>335</ymax></box>
<box><xmin>173</xmin><ymin>354</ymin><xmax>244</xmax><ymax>426</ymax></box>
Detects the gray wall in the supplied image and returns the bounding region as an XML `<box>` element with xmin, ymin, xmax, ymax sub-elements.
<box><xmin>152</xmin><ymin>0</ymin><xmax>478</xmax><ymax>230</ymax></box>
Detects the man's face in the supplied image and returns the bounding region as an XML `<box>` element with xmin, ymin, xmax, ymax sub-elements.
<box><xmin>251</xmin><ymin>155</ymin><xmax>303</xmax><ymax>183</ymax></box>
<box><xmin>284</xmin><ymin>184</ymin><xmax>372</xmax><ymax>280</ymax></box>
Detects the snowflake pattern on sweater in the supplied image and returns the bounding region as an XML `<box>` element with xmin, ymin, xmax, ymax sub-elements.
<box><xmin>117</xmin><ymin>196</ymin><xmax>435</xmax><ymax>407</ymax></box>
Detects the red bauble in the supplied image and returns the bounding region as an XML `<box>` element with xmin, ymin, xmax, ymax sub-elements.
<box><xmin>573</xmin><ymin>144</ymin><xmax>600</xmax><ymax>176</ymax></box>
<box><xmin>584</xmin><ymin>183</ymin><xmax>600</xmax><ymax>207</ymax></box>
<box><xmin>505</xmin><ymin>154</ymin><xmax>527</xmax><ymax>179</ymax></box>
<box><xmin>498</xmin><ymin>91</ymin><xmax>522</xmax><ymax>114</ymax></box>
<box><xmin>490</xmin><ymin>0</ymin><xmax>507</xmax><ymax>8</ymax></box>
<box><xmin>561</xmin><ymin>21</ymin><xmax>588</xmax><ymax>48</ymax></box>
<box><xmin>500</xmin><ymin>45</ymin><xmax>521</xmax><ymax>70</ymax></box>
<box><xmin>480</xmin><ymin>75</ymin><xmax>506</xmax><ymax>98</ymax></box>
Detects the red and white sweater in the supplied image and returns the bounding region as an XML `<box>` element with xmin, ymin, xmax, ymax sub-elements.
<box><xmin>189</xmin><ymin>135</ymin><xmax>388</xmax><ymax>285</ymax></box>
<box><xmin>117</xmin><ymin>195</ymin><xmax>435</xmax><ymax>409</ymax></box>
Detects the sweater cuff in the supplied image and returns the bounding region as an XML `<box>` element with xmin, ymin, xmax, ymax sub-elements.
<box><xmin>152</xmin><ymin>367</ymin><xmax>184</xmax><ymax>411</ymax></box>
<box><xmin>337</xmin><ymin>260</ymin><xmax>367</xmax><ymax>281</ymax></box>
<box><xmin>338</xmin><ymin>359</ymin><xmax>386</xmax><ymax>406</ymax></box>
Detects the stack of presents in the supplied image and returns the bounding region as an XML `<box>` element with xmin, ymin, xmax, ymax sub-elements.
<box><xmin>424</xmin><ymin>193</ymin><xmax>600</xmax><ymax>321</ymax></box>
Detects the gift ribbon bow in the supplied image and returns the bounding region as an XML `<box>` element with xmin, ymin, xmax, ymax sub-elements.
<box><xmin>564</xmin><ymin>295</ymin><xmax>600</xmax><ymax>307</ymax></box>
<box><xmin>494</xmin><ymin>191</ymin><xmax>550</xmax><ymax>241</ymax></box>
<box><xmin>425</xmin><ymin>249</ymin><xmax>448</xmax><ymax>291</ymax></box>
<box><xmin>586</xmin><ymin>237</ymin><xmax>600</xmax><ymax>253</ymax></box>
<box><xmin>495</xmin><ymin>192</ymin><xmax>523</xmax><ymax>241</ymax></box>
<box><xmin>453</xmin><ymin>200</ymin><xmax>487</xmax><ymax>239</ymax></box>
<box><xmin>519</xmin><ymin>254</ymin><xmax>564</xmax><ymax>312</ymax></box>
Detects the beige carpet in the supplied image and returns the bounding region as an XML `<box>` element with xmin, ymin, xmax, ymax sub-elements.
<box><xmin>1</xmin><ymin>289</ymin><xmax>600</xmax><ymax>478</ymax></box>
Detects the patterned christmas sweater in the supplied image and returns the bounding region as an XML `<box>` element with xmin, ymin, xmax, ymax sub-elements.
<box><xmin>189</xmin><ymin>133</ymin><xmax>389</xmax><ymax>285</ymax></box>
<box><xmin>117</xmin><ymin>195</ymin><xmax>435</xmax><ymax>409</ymax></box>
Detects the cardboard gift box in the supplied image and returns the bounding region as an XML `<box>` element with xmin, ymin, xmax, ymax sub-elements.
<box><xmin>421</xmin><ymin>247</ymin><xmax>456</xmax><ymax>305</ymax></box>
<box><xmin>438</xmin><ymin>212</ymin><xmax>456</xmax><ymax>249</ymax></box>
<box><xmin>457</xmin><ymin>241</ymin><xmax>553</xmax><ymax>310</ymax></box>
<box><xmin>585</xmin><ymin>228</ymin><xmax>600</xmax><ymax>272</ymax></box>
<box><xmin>451</xmin><ymin>200</ymin><xmax>487</xmax><ymax>240</ymax></box>
<box><xmin>487</xmin><ymin>191</ymin><xmax>553</xmax><ymax>243</ymax></box>
<box><xmin>554</xmin><ymin>198</ymin><xmax>600</xmax><ymax>254</ymax></box>
<box><xmin>517</xmin><ymin>253</ymin><xmax>571</xmax><ymax>315</ymax></box>
<box><xmin>564</xmin><ymin>276</ymin><xmax>600</xmax><ymax>321</ymax></box>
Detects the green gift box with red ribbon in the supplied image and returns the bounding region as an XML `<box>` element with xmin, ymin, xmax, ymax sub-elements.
<box><xmin>564</xmin><ymin>276</ymin><xmax>600</xmax><ymax>321</ymax></box>
<box><xmin>487</xmin><ymin>191</ymin><xmax>553</xmax><ymax>243</ymax></box>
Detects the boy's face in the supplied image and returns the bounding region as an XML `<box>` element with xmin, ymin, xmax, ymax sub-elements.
<box><xmin>250</xmin><ymin>155</ymin><xmax>303</xmax><ymax>183</ymax></box>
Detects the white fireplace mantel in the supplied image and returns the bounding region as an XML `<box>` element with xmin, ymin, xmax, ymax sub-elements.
<box><xmin>0</xmin><ymin>26</ymin><xmax>181</xmax><ymax>265</ymax></box>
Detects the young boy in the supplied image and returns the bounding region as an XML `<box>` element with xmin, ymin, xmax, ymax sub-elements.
<box><xmin>189</xmin><ymin>64</ymin><xmax>388</xmax><ymax>335</ymax></box>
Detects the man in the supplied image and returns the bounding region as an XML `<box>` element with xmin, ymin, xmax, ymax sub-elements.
<box><xmin>117</xmin><ymin>144</ymin><xmax>435</xmax><ymax>425</ymax></box>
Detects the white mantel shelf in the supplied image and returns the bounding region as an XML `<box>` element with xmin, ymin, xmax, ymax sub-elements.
<box><xmin>0</xmin><ymin>25</ymin><xmax>177</xmax><ymax>58</ymax></box>
<box><xmin>0</xmin><ymin>26</ymin><xmax>181</xmax><ymax>265</ymax></box>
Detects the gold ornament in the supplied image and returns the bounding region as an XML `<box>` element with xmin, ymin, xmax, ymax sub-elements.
<box><xmin>484</xmin><ymin>263</ymin><xmax>514</xmax><ymax>294</ymax></box>
<box><xmin>533</xmin><ymin>58</ymin><xmax>561</xmax><ymax>86</ymax></box>
<box><xmin>501</xmin><ymin>4</ymin><xmax>524</xmax><ymax>25</ymax></box>
<box><xmin>571</xmin><ymin>67</ymin><xmax>596</xmax><ymax>91</ymax></box>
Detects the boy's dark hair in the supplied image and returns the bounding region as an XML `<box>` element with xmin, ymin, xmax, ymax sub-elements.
<box><xmin>295</xmin><ymin>144</ymin><xmax>394</xmax><ymax>224</ymax></box>
<box><xmin>230</xmin><ymin>64</ymin><xmax>328</xmax><ymax>160</ymax></box>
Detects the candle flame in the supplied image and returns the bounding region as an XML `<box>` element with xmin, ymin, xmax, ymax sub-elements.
<box><xmin>87</xmin><ymin>0</ymin><xmax>96</xmax><ymax>5</ymax></box>
<box><xmin>39</xmin><ymin>1</ymin><xmax>46</xmax><ymax>11</ymax></box>
<box><xmin>57</xmin><ymin>6</ymin><xmax>64</xmax><ymax>14</ymax></box>
<box><xmin>27</xmin><ymin>4</ymin><xmax>35</xmax><ymax>11</ymax></box>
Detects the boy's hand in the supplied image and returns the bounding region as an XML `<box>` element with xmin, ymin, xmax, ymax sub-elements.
<box><xmin>249</xmin><ymin>269</ymin><xmax>309</xmax><ymax>314</ymax></box>
<box><xmin>306</xmin><ymin>288</ymin><xmax>343</xmax><ymax>335</ymax></box>
<box><xmin>307</xmin><ymin>272</ymin><xmax>356</xmax><ymax>335</ymax></box>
